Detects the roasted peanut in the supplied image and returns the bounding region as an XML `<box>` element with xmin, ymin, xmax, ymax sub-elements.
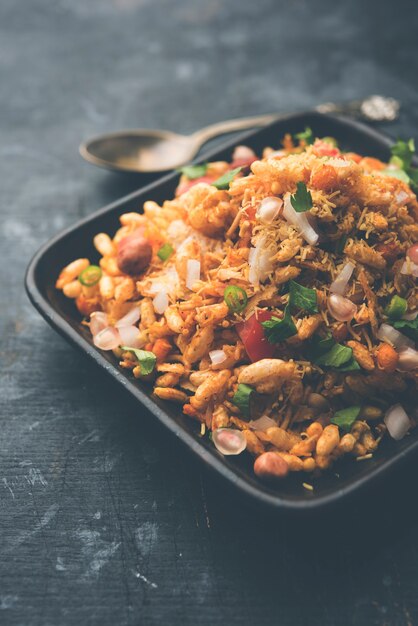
<box><xmin>254</xmin><ymin>452</ymin><xmax>289</xmax><ymax>480</ymax></box>
<box><xmin>306</xmin><ymin>422</ymin><xmax>324</xmax><ymax>438</ymax></box>
<box><xmin>290</xmin><ymin>435</ymin><xmax>318</xmax><ymax>457</ymax></box>
<box><xmin>338</xmin><ymin>433</ymin><xmax>356</xmax><ymax>453</ymax></box>
<box><xmin>347</xmin><ymin>340</ymin><xmax>375</xmax><ymax>371</ymax></box>
<box><xmin>376</xmin><ymin>343</ymin><xmax>399</xmax><ymax>372</ymax></box>
<box><xmin>117</xmin><ymin>229</ymin><xmax>152</xmax><ymax>275</ymax></box>
<box><xmin>316</xmin><ymin>424</ymin><xmax>340</xmax><ymax>456</ymax></box>
<box><xmin>63</xmin><ymin>280</ymin><xmax>82</xmax><ymax>298</ymax></box>
<box><xmin>56</xmin><ymin>258</ymin><xmax>89</xmax><ymax>289</ymax></box>
<box><xmin>153</xmin><ymin>387</ymin><xmax>188</xmax><ymax>403</ymax></box>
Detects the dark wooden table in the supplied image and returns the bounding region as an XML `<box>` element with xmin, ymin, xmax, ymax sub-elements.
<box><xmin>2</xmin><ymin>0</ymin><xmax>418</xmax><ymax>624</ymax></box>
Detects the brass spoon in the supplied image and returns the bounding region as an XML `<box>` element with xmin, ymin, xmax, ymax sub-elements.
<box><xmin>80</xmin><ymin>95</ymin><xmax>399</xmax><ymax>174</ymax></box>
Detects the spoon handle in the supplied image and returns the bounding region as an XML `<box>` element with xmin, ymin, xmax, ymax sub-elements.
<box><xmin>190</xmin><ymin>96</ymin><xmax>400</xmax><ymax>147</ymax></box>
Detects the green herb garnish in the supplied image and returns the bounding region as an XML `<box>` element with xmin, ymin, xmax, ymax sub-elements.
<box><xmin>289</xmin><ymin>280</ymin><xmax>318</xmax><ymax>314</ymax></box>
<box><xmin>331</xmin><ymin>406</ymin><xmax>361</xmax><ymax>433</ymax></box>
<box><xmin>322</xmin><ymin>136</ymin><xmax>338</xmax><ymax>147</ymax></box>
<box><xmin>261</xmin><ymin>305</ymin><xmax>297</xmax><ymax>343</ymax></box>
<box><xmin>224</xmin><ymin>285</ymin><xmax>248</xmax><ymax>314</ymax></box>
<box><xmin>212</xmin><ymin>167</ymin><xmax>242</xmax><ymax>190</ymax></box>
<box><xmin>392</xmin><ymin>317</ymin><xmax>418</xmax><ymax>342</ymax></box>
<box><xmin>391</xmin><ymin>138</ymin><xmax>415</xmax><ymax>169</ymax></box>
<box><xmin>157</xmin><ymin>243</ymin><xmax>174</xmax><ymax>262</ymax></box>
<box><xmin>338</xmin><ymin>356</ymin><xmax>361</xmax><ymax>372</ymax></box>
<box><xmin>381</xmin><ymin>138</ymin><xmax>418</xmax><ymax>190</ymax></box>
<box><xmin>121</xmin><ymin>346</ymin><xmax>156</xmax><ymax>376</ymax></box>
<box><xmin>315</xmin><ymin>343</ymin><xmax>353</xmax><ymax>368</ymax></box>
<box><xmin>178</xmin><ymin>163</ymin><xmax>208</xmax><ymax>179</ymax></box>
<box><xmin>295</xmin><ymin>127</ymin><xmax>314</xmax><ymax>145</ymax></box>
<box><xmin>385</xmin><ymin>295</ymin><xmax>408</xmax><ymax>320</ymax></box>
<box><xmin>78</xmin><ymin>265</ymin><xmax>102</xmax><ymax>287</ymax></box>
<box><xmin>232</xmin><ymin>383</ymin><xmax>254</xmax><ymax>418</ymax></box>
<box><xmin>290</xmin><ymin>182</ymin><xmax>313</xmax><ymax>213</ymax></box>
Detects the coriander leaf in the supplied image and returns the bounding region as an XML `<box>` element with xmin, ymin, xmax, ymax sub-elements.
<box><xmin>338</xmin><ymin>356</ymin><xmax>361</xmax><ymax>372</ymax></box>
<box><xmin>121</xmin><ymin>346</ymin><xmax>156</xmax><ymax>376</ymax></box>
<box><xmin>335</xmin><ymin>234</ymin><xmax>348</xmax><ymax>255</ymax></box>
<box><xmin>289</xmin><ymin>280</ymin><xmax>318</xmax><ymax>313</ymax></box>
<box><xmin>315</xmin><ymin>343</ymin><xmax>353</xmax><ymax>368</ymax></box>
<box><xmin>393</xmin><ymin>318</ymin><xmax>418</xmax><ymax>342</ymax></box>
<box><xmin>290</xmin><ymin>182</ymin><xmax>313</xmax><ymax>213</ymax></box>
<box><xmin>178</xmin><ymin>163</ymin><xmax>208</xmax><ymax>179</ymax></box>
<box><xmin>232</xmin><ymin>383</ymin><xmax>254</xmax><ymax>418</ymax></box>
<box><xmin>322</xmin><ymin>136</ymin><xmax>338</xmax><ymax>147</ymax></box>
<box><xmin>261</xmin><ymin>305</ymin><xmax>297</xmax><ymax>343</ymax></box>
<box><xmin>380</xmin><ymin>167</ymin><xmax>411</xmax><ymax>184</ymax></box>
<box><xmin>295</xmin><ymin>127</ymin><xmax>314</xmax><ymax>145</ymax></box>
<box><xmin>212</xmin><ymin>166</ymin><xmax>242</xmax><ymax>190</ymax></box>
<box><xmin>331</xmin><ymin>405</ymin><xmax>361</xmax><ymax>432</ymax></box>
<box><xmin>308</xmin><ymin>332</ymin><xmax>335</xmax><ymax>359</ymax></box>
<box><xmin>391</xmin><ymin>138</ymin><xmax>415</xmax><ymax>169</ymax></box>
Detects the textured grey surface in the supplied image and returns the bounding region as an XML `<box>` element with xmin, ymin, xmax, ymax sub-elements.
<box><xmin>2</xmin><ymin>0</ymin><xmax>418</xmax><ymax>624</ymax></box>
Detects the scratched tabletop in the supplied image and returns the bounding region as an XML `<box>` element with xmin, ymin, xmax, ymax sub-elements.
<box><xmin>2</xmin><ymin>0</ymin><xmax>418</xmax><ymax>624</ymax></box>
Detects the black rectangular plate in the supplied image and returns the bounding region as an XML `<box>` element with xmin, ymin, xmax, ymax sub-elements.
<box><xmin>25</xmin><ymin>112</ymin><xmax>418</xmax><ymax>511</ymax></box>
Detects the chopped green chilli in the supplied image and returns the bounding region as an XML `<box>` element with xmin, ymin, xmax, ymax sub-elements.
<box><xmin>331</xmin><ymin>406</ymin><xmax>361</xmax><ymax>433</ymax></box>
<box><xmin>232</xmin><ymin>383</ymin><xmax>254</xmax><ymax>418</ymax></box>
<box><xmin>224</xmin><ymin>285</ymin><xmax>248</xmax><ymax>313</ymax></box>
<box><xmin>385</xmin><ymin>295</ymin><xmax>408</xmax><ymax>320</ymax></box>
<box><xmin>78</xmin><ymin>265</ymin><xmax>102</xmax><ymax>287</ymax></box>
<box><xmin>157</xmin><ymin>243</ymin><xmax>174</xmax><ymax>262</ymax></box>
<box><xmin>290</xmin><ymin>182</ymin><xmax>313</xmax><ymax>213</ymax></box>
<box><xmin>212</xmin><ymin>167</ymin><xmax>242</xmax><ymax>190</ymax></box>
<box><xmin>121</xmin><ymin>347</ymin><xmax>156</xmax><ymax>376</ymax></box>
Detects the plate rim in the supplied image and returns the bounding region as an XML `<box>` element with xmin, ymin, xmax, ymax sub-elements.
<box><xmin>25</xmin><ymin>111</ymin><xmax>418</xmax><ymax>511</ymax></box>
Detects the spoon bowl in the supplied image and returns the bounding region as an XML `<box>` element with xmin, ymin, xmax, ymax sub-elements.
<box><xmin>80</xmin><ymin>96</ymin><xmax>400</xmax><ymax>174</ymax></box>
<box><xmin>80</xmin><ymin>129</ymin><xmax>199</xmax><ymax>173</ymax></box>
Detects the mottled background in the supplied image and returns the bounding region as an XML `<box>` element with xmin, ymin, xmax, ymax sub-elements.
<box><xmin>2</xmin><ymin>0</ymin><xmax>418</xmax><ymax>624</ymax></box>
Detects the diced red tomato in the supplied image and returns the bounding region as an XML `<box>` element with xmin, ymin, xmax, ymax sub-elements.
<box><xmin>176</xmin><ymin>176</ymin><xmax>215</xmax><ymax>196</ymax></box>
<box><xmin>312</xmin><ymin>139</ymin><xmax>340</xmax><ymax>158</ymax></box>
<box><xmin>229</xmin><ymin>156</ymin><xmax>257</xmax><ymax>170</ymax></box>
<box><xmin>237</xmin><ymin>309</ymin><xmax>276</xmax><ymax>362</ymax></box>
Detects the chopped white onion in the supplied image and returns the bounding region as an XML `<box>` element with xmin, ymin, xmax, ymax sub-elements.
<box><xmin>248</xmin><ymin>235</ymin><xmax>274</xmax><ymax>286</ymax></box>
<box><xmin>400</xmin><ymin>259</ymin><xmax>418</xmax><ymax>278</ymax></box>
<box><xmin>152</xmin><ymin>290</ymin><xmax>169</xmax><ymax>314</ymax></box>
<box><xmin>232</xmin><ymin>145</ymin><xmax>256</xmax><ymax>161</ymax></box>
<box><xmin>186</xmin><ymin>259</ymin><xmax>201</xmax><ymax>290</ymax></box>
<box><xmin>377</xmin><ymin>323</ymin><xmax>414</xmax><ymax>350</ymax></box>
<box><xmin>93</xmin><ymin>326</ymin><xmax>121</xmax><ymax>351</ymax></box>
<box><xmin>90</xmin><ymin>312</ymin><xmax>109</xmax><ymax>336</ymax></box>
<box><xmin>209</xmin><ymin>349</ymin><xmax>227</xmax><ymax>366</ymax></box>
<box><xmin>403</xmin><ymin>311</ymin><xmax>418</xmax><ymax>321</ymax></box>
<box><xmin>384</xmin><ymin>404</ymin><xmax>411</xmax><ymax>440</ymax></box>
<box><xmin>397</xmin><ymin>347</ymin><xmax>418</xmax><ymax>371</ymax></box>
<box><xmin>330</xmin><ymin>261</ymin><xmax>355</xmax><ymax>295</ymax></box>
<box><xmin>249</xmin><ymin>416</ymin><xmax>277</xmax><ymax>431</ymax></box>
<box><xmin>212</xmin><ymin>429</ymin><xmax>247</xmax><ymax>455</ymax></box>
<box><xmin>327</xmin><ymin>293</ymin><xmax>357</xmax><ymax>322</ymax></box>
<box><xmin>407</xmin><ymin>244</ymin><xmax>418</xmax><ymax>264</ymax></box>
<box><xmin>396</xmin><ymin>190</ymin><xmax>409</xmax><ymax>205</ymax></box>
<box><xmin>114</xmin><ymin>306</ymin><xmax>140</xmax><ymax>328</ymax></box>
<box><xmin>166</xmin><ymin>219</ymin><xmax>192</xmax><ymax>246</ymax></box>
<box><xmin>283</xmin><ymin>194</ymin><xmax>319</xmax><ymax>246</ymax></box>
<box><xmin>118</xmin><ymin>325</ymin><xmax>145</xmax><ymax>348</ymax></box>
<box><xmin>256</xmin><ymin>197</ymin><xmax>283</xmax><ymax>224</ymax></box>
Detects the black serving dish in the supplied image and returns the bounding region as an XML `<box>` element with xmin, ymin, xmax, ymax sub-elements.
<box><xmin>25</xmin><ymin>112</ymin><xmax>418</xmax><ymax>511</ymax></box>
